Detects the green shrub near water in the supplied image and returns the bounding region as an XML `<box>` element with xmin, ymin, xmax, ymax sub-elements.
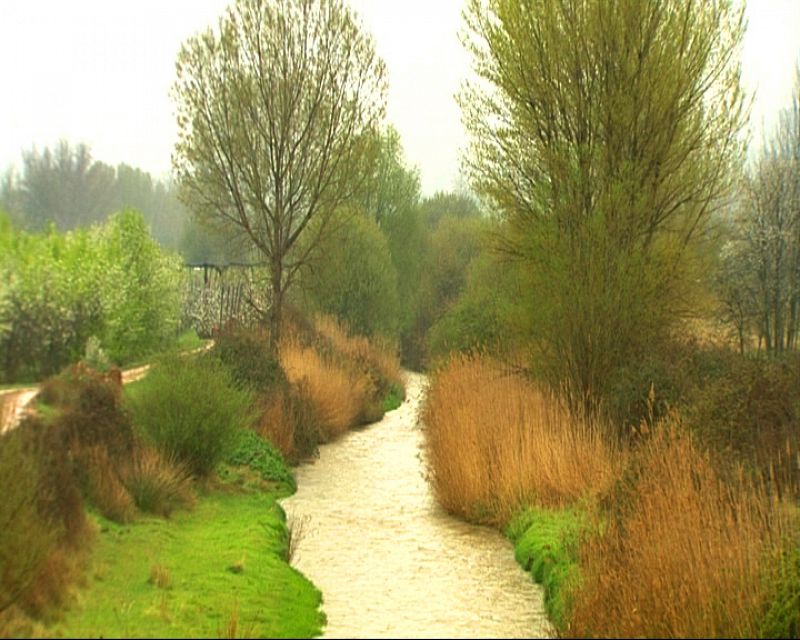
<box><xmin>126</xmin><ymin>354</ymin><xmax>254</xmax><ymax>476</ymax></box>
<box><xmin>223</xmin><ymin>429</ymin><xmax>297</xmax><ymax>492</ymax></box>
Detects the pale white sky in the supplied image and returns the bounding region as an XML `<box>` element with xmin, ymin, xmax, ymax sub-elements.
<box><xmin>1</xmin><ymin>0</ymin><xmax>798</xmax><ymax>195</ymax></box>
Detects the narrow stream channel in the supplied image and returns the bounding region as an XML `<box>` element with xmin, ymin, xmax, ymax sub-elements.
<box><xmin>281</xmin><ymin>372</ymin><xmax>551</xmax><ymax>638</ymax></box>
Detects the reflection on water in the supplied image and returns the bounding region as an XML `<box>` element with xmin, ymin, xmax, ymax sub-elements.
<box><xmin>281</xmin><ymin>372</ymin><xmax>551</xmax><ymax>639</ymax></box>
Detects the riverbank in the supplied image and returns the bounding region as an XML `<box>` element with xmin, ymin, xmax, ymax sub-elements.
<box><xmin>51</xmin><ymin>485</ymin><xmax>324</xmax><ymax>638</ymax></box>
<box><xmin>1</xmin><ymin>316</ymin><xmax>405</xmax><ymax>638</ymax></box>
<box><xmin>422</xmin><ymin>354</ymin><xmax>800</xmax><ymax>638</ymax></box>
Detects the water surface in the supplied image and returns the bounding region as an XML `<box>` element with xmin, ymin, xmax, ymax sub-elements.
<box><xmin>281</xmin><ymin>372</ymin><xmax>551</xmax><ymax>638</ymax></box>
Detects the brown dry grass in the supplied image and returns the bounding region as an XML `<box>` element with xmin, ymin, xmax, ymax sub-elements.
<box><xmin>83</xmin><ymin>445</ymin><xmax>137</xmax><ymax>523</ymax></box>
<box><xmin>255</xmin><ymin>391</ymin><xmax>296</xmax><ymax>461</ymax></box>
<box><xmin>122</xmin><ymin>447</ymin><xmax>195</xmax><ymax>517</ymax></box>
<box><xmin>280</xmin><ymin>335</ymin><xmax>368</xmax><ymax>440</ymax></box>
<box><xmin>423</xmin><ymin>354</ymin><xmax>623</xmax><ymax>524</ymax></box>
<box><xmin>568</xmin><ymin>421</ymin><xmax>784</xmax><ymax>638</ymax></box>
<box><xmin>313</xmin><ymin>315</ymin><xmax>402</xmax><ymax>391</ymax></box>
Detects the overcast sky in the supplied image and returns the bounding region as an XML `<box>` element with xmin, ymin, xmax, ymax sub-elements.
<box><xmin>1</xmin><ymin>0</ymin><xmax>798</xmax><ymax>196</ymax></box>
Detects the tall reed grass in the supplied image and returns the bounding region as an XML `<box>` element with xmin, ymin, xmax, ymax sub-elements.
<box><xmin>568</xmin><ymin>421</ymin><xmax>784</xmax><ymax>638</ymax></box>
<box><xmin>423</xmin><ymin>353</ymin><xmax>796</xmax><ymax>637</ymax></box>
<box><xmin>280</xmin><ymin>336</ymin><xmax>367</xmax><ymax>440</ymax></box>
<box><xmin>423</xmin><ymin>354</ymin><xmax>622</xmax><ymax>524</ymax></box>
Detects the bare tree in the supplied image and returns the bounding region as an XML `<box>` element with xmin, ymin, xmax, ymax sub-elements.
<box><xmin>172</xmin><ymin>0</ymin><xmax>387</xmax><ymax>351</ymax></box>
<box><xmin>730</xmin><ymin>66</ymin><xmax>800</xmax><ymax>353</ymax></box>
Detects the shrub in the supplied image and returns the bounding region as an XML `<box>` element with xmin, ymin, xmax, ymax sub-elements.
<box><xmin>38</xmin><ymin>364</ymin><xmax>134</xmax><ymax>461</ymax></box>
<box><xmin>212</xmin><ymin>324</ymin><xmax>286</xmax><ymax>393</ymax></box>
<box><xmin>126</xmin><ymin>355</ymin><xmax>254</xmax><ymax>476</ymax></box>
<box><xmin>121</xmin><ymin>447</ymin><xmax>194</xmax><ymax>517</ymax></box>
<box><xmin>82</xmin><ymin>445</ymin><xmax>136</xmax><ymax>523</ymax></box>
<box><xmin>225</xmin><ymin>429</ymin><xmax>296</xmax><ymax>492</ymax></box>
<box><xmin>0</xmin><ymin>429</ymin><xmax>57</xmax><ymax>615</ymax></box>
<box><xmin>0</xmin><ymin>211</ymin><xmax>183</xmax><ymax>383</ymax></box>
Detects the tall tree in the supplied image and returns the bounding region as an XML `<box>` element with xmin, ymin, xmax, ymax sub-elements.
<box><xmin>172</xmin><ymin>0</ymin><xmax>386</xmax><ymax>351</ymax></box>
<box><xmin>462</xmin><ymin>0</ymin><xmax>747</xmax><ymax>413</ymax></box>
<box><xmin>720</xmin><ymin>67</ymin><xmax>800</xmax><ymax>353</ymax></box>
<box><xmin>17</xmin><ymin>140</ymin><xmax>116</xmax><ymax>230</ymax></box>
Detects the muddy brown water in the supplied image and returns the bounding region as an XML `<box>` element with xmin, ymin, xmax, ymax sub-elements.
<box><xmin>281</xmin><ymin>372</ymin><xmax>551</xmax><ymax>639</ymax></box>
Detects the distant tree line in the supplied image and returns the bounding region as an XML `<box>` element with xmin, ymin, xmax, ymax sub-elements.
<box><xmin>0</xmin><ymin>139</ymin><xmax>244</xmax><ymax>264</ymax></box>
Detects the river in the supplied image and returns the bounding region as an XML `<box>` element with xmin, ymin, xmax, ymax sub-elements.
<box><xmin>280</xmin><ymin>371</ymin><xmax>551</xmax><ymax>638</ymax></box>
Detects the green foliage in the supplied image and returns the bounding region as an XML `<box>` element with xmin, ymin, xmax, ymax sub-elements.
<box><xmin>0</xmin><ymin>211</ymin><xmax>184</xmax><ymax>383</ymax></box>
<box><xmin>760</xmin><ymin>542</ymin><xmax>800</xmax><ymax>639</ymax></box>
<box><xmin>382</xmin><ymin>383</ymin><xmax>404</xmax><ymax>413</ymax></box>
<box><xmin>211</xmin><ymin>325</ymin><xmax>286</xmax><ymax>393</ymax></box>
<box><xmin>427</xmin><ymin>251</ymin><xmax>523</xmax><ymax>361</ymax></box>
<box><xmin>299</xmin><ymin>209</ymin><xmax>401</xmax><ymax>339</ymax></box>
<box><xmin>225</xmin><ymin>429</ymin><xmax>296</xmax><ymax>492</ymax></box>
<box><xmin>506</xmin><ymin>506</ymin><xmax>587</xmax><ymax>631</ymax></box>
<box><xmin>461</xmin><ymin>0</ymin><xmax>747</xmax><ymax>411</ymax></box>
<box><xmin>99</xmin><ymin>209</ymin><xmax>184</xmax><ymax>363</ymax></box>
<box><xmin>127</xmin><ymin>355</ymin><xmax>254</xmax><ymax>477</ymax></box>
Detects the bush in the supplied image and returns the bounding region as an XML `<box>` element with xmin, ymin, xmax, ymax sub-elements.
<box><xmin>0</xmin><ymin>429</ymin><xmax>57</xmax><ymax>615</ymax></box>
<box><xmin>225</xmin><ymin>429</ymin><xmax>296</xmax><ymax>492</ymax></box>
<box><xmin>211</xmin><ymin>324</ymin><xmax>285</xmax><ymax>393</ymax></box>
<box><xmin>35</xmin><ymin>365</ymin><xmax>135</xmax><ymax>524</ymax></box>
<box><xmin>126</xmin><ymin>355</ymin><xmax>254</xmax><ymax>477</ymax></box>
<box><xmin>121</xmin><ymin>448</ymin><xmax>194</xmax><ymax>517</ymax></box>
<box><xmin>0</xmin><ymin>211</ymin><xmax>184</xmax><ymax>383</ymax></box>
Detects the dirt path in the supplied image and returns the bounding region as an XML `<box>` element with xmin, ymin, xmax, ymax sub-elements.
<box><xmin>0</xmin><ymin>344</ymin><xmax>211</xmax><ymax>434</ymax></box>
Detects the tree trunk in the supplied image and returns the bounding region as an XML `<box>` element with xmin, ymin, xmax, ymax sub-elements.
<box><xmin>269</xmin><ymin>260</ymin><xmax>283</xmax><ymax>357</ymax></box>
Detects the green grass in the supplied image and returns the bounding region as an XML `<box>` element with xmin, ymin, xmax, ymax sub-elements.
<box><xmin>382</xmin><ymin>383</ymin><xmax>405</xmax><ymax>413</ymax></box>
<box><xmin>120</xmin><ymin>329</ymin><xmax>209</xmax><ymax>370</ymax></box>
<box><xmin>0</xmin><ymin>382</ymin><xmax>38</xmax><ymax>391</ymax></box>
<box><xmin>505</xmin><ymin>505</ymin><xmax>588</xmax><ymax>631</ymax></box>
<box><xmin>53</xmin><ymin>489</ymin><xmax>325</xmax><ymax>638</ymax></box>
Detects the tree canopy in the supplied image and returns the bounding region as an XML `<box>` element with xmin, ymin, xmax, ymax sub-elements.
<box><xmin>172</xmin><ymin>0</ymin><xmax>387</xmax><ymax>351</ymax></box>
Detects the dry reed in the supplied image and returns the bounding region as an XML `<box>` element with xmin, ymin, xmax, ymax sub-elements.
<box><xmin>313</xmin><ymin>315</ymin><xmax>402</xmax><ymax>391</ymax></box>
<box><xmin>567</xmin><ymin>420</ymin><xmax>784</xmax><ymax>638</ymax></box>
<box><xmin>256</xmin><ymin>391</ymin><xmax>296</xmax><ymax>461</ymax></box>
<box><xmin>280</xmin><ymin>336</ymin><xmax>368</xmax><ymax>439</ymax></box>
<box><xmin>423</xmin><ymin>354</ymin><xmax>622</xmax><ymax>524</ymax></box>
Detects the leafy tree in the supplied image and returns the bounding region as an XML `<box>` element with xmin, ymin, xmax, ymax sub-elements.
<box><xmin>297</xmin><ymin>208</ymin><xmax>400</xmax><ymax>338</ymax></box>
<box><xmin>172</xmin><ymin>0</ymin><xmax>387</xmax><ymax>353</ymax></box>
<box><xmin>462</xmin><ymin>0</ymin><xmax>747</xmax><ymax>411</ymax></box>
<box><xmin>15</xmin><ymin>140</ymin><xmax>116</xmax><ymax>230</ymax></box>
<box><xmin>419</xmin><ymin>190</ymin><xmax>481</xmax><ymax>228</ymax></box>
<box><xmin>357</xmin><ymin>125</ymin><xmax>421</xmax><ymax>228</ymax></box>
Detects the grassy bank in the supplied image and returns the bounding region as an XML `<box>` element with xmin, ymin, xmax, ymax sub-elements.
<box><xmin>53</xmin><ymin>490</ymin><xmax>323</xmax><ymax>639</ymax></box>
<box><xmin>423</xmin><ymin>353</ymin><xmax>799</xmax><ymax>638</ymax></box>
<box><xmin>1</xmin><ymin>314</ymin><xmax>402</xmax><ymax>638</ymax></box>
